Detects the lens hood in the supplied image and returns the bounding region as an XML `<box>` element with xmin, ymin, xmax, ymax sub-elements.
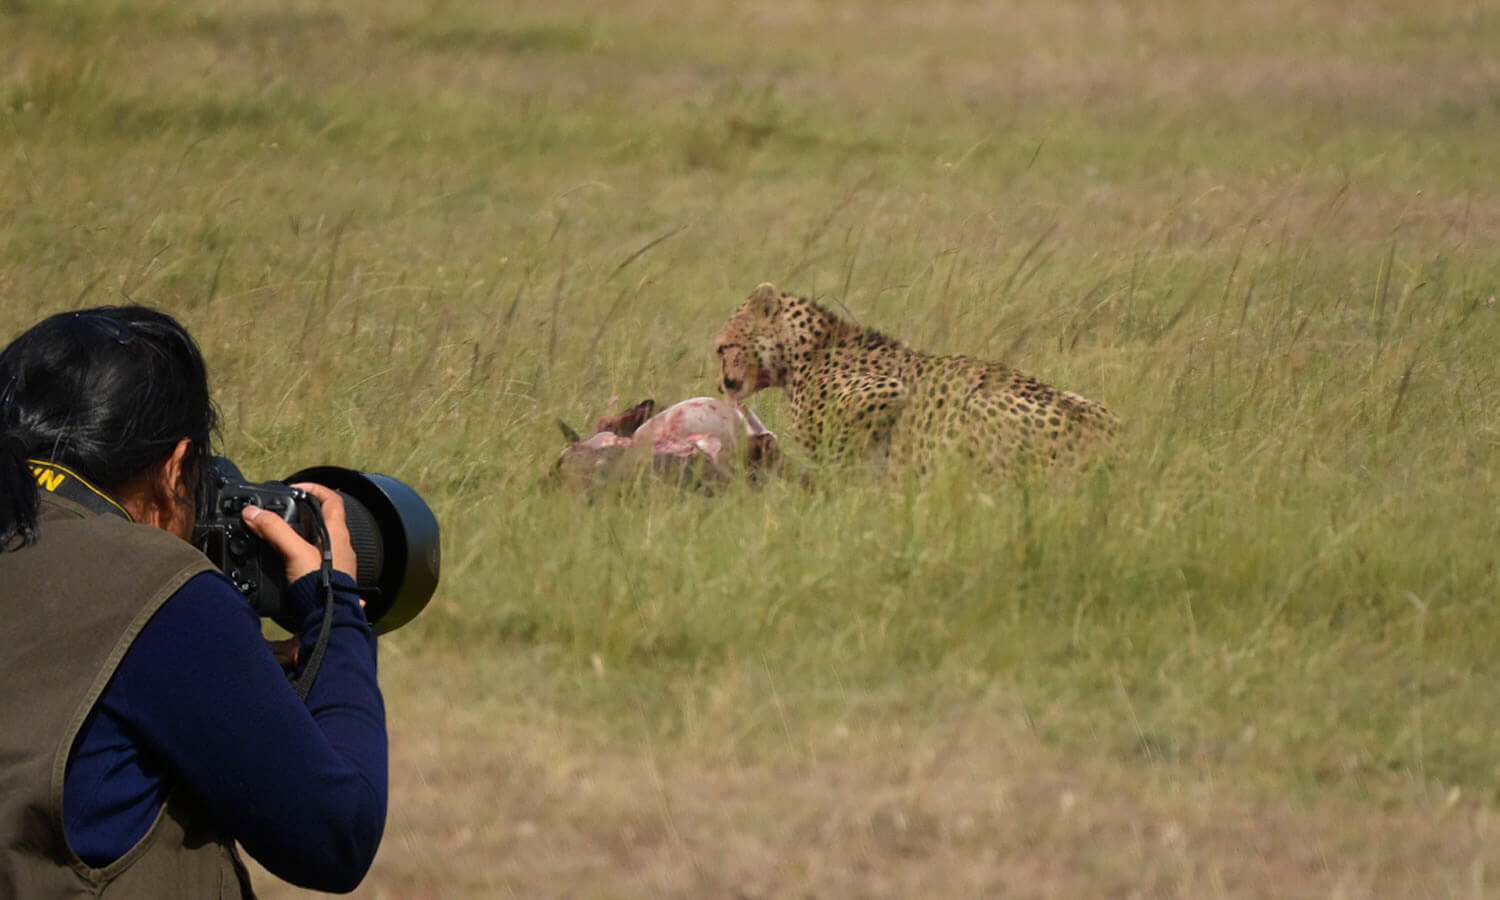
<box><xmin>286</xmin><ymin>466</ymin><xmax>441</xmax><ymax>633</ymax></box>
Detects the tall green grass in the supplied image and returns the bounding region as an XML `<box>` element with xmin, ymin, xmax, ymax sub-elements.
<box><xmin>4</xmin><ymin>0</ymin><xmax>1500</xmax><ymax>891</ymax></box>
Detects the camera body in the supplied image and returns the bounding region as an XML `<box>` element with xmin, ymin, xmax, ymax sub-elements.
<box><xmin>194</xmin><ymin>457</ymin><xmax>441</xmax><ymax>633</ymax></box>
<box><xmin>195</xmin><ymin>464</ymin><xmax>320</xmax><ymax>627</ymax></box>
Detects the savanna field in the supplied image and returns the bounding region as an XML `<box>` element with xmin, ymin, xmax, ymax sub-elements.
<box><xmin>4</xmin><ymin>0</ymin><xmax>1500</xmax><ymax>896</ymax></box>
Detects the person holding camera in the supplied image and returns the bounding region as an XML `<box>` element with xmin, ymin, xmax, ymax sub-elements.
<box><xmin>0</xmin><ymin>307</ymin><xmax>386</xmax><ymax>897</ymax></box>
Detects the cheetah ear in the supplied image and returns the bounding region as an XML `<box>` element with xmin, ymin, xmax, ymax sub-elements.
<box><xmin>748</xmin><ymin>282</ymin><xmax>780</xmax><ymax>317</ymax></box>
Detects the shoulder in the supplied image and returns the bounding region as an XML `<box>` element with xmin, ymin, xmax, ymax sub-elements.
<box><xmin>822</xmin><ymin>331</ymin><xmax>910</xmax><ymax>371</ymax></box>
<box><xmin>40</xmin><ymin>496</ymin><xmax>205</xmax><ymax>562</ymax></box>
<box><xmin>94</xmin><ymin>514</ymin><xmax>208</xmax><ymax>560</ymax></box>
<box><xmin>96</xmin><ymin>516</ymin><xmax>216</xmax><ymax>585</ymax></box>
<box><xmin>34</xmin><ymin>506</ymin><xmax>216</xmax><ymax>612</ymax></box>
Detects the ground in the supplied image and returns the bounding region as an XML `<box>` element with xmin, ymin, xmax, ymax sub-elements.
<box><xmin>3</xmin><ymin>0</ymin><xmax>1500</xmax><ymax>896</ymax></box>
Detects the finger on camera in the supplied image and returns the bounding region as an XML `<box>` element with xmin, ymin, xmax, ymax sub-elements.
<box><xmin>288</xmin><ymin>484</ymin><xmax>358</xmax><ymax>575</ymax></box>
<box><xmin>241</xmin><ymin>504</ymin><xmax>319</xmax><ymax>581</ymax></box>
<box><xmin>292</xmin><ymin>482</ymin><xmax>345</xmax><ymax>525</ymax></box>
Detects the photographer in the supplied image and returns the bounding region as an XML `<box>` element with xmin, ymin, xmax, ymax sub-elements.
<box><xmin>0</xmin><ymin>307</ymin><xmax>386</xmax><ymax>897</ymax></box>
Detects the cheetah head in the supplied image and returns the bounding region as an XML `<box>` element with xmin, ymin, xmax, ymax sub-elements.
<box><xmin>713</xmin><ymin>282</ymin><xmax>789</xmax><ymax>401</ymax></box>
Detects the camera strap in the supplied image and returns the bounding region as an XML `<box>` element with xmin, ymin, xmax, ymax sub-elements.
<box><xmin>27</xmin><ymin>459</ymin><xmax>134</xmax><ymax>522</ymax></box>
<box><xmin>291</xmin><ymin>496</ymin><xmax>337</xmax><ymax>703</ymax></box>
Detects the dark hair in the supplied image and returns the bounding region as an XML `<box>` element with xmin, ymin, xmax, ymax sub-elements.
<box><xmin>0</xmin><ymin>306</ymin><xmax>219</xmax><ymax>549</ymax></box>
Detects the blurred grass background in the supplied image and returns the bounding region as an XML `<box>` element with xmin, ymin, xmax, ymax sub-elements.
<box><xmin>4</xmin><ymin>0</ymin><xmax>1500</xmax><ymax>895</ymax></box>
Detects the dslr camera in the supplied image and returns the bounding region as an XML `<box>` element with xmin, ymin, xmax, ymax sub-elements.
<box><xmin>193</xmin><ymin>458</ymin><xmax>441</xmax><ymax>633</ymax></box>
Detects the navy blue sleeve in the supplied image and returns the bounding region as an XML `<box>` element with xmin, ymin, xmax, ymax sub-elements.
<box><xmin>101</xmin><ymin>570</ymin><xmax>386</xmax><ymax>893</ymax></box>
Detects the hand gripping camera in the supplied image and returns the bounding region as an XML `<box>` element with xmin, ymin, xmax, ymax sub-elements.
<box><xmin>193</xmin><ymin>458</ymin><xmax>440</xmax><ymax>633</ymax></box>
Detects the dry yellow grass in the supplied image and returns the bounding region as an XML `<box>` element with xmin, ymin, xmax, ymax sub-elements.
<box><xmin>5</xmin><ymin>0</ymin><xmax>1500</xmax><ymax>895</ymax></box>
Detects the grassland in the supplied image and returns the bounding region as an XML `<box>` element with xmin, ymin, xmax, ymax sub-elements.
<box><xmin>4</xmin><ymin>0</ymin><xmax>1500</xmax><ymax>896</ymax></box>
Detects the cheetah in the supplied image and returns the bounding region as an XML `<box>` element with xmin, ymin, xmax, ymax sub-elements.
<box><xmin>712</xmin><ymin>282</ymin><xmax>1118</xmax><ymax>472</ymax></box>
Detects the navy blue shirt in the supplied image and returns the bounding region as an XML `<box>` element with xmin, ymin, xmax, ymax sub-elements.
<box><xmin>63</xmin><ymin>569</ymin><xmax>386</xmax><ymax>893</ymax></box>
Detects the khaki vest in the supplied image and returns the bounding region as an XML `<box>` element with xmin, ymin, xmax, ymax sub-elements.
<box><xmin>0</xmin><ymin>492</ymin><xmax>255</xmax><ymax>898</ymax></box>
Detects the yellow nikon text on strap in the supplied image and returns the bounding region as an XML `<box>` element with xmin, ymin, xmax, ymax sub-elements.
<box><xmin>26</xmin><ymin>459</ymin><xmax>134</xmax><ymax>521</ymax></box>
<box><xmin>31</xmin><ymin>462</ymin><xmax>65</xmax><ymax>492</ymax></box>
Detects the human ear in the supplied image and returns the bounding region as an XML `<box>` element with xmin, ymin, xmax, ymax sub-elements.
<box><xmin>151</xmin><ymin>437</ymin><xmax>195</xmax><ymax>539</ymax></box>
